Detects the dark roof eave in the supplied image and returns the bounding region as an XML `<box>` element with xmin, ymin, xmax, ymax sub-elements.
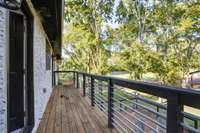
<box><xmin>31</xmin><ymin>0</ymin><xmax>64</xmax><ymax>58</ymax></box>
<box><xmin>56</xmin><ymin>0</ymin><xmax>64</xmax><ymax>59</ymax></box>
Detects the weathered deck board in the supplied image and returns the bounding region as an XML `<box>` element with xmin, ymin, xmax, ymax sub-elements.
<box><xmin>36</xmin><ymin>88</ymin><xmax>57</xmax><ymax>133</ymax></box>
<box><xmin>36</xmin><ymin>84</ymin><xmax>116</xmax><ymax>133</ymax></box>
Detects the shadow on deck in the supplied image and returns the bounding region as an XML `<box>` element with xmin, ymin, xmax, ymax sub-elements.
<box><xmin>36</xmin><ymin>83</ymin><xmax>116</xmax><ymax>133</ymax></box>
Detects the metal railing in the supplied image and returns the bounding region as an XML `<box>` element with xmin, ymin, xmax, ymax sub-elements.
<box><xmin>54</xmin><ymin>71</ymin><xmax>200</xmax><ymax>133</ymax></box>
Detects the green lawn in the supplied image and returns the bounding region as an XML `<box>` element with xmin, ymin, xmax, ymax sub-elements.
<box><xmin>185</xmin><ymin>106</ymin><xmax>200</xmax><ymax>118</ymax></box>
<box><xmin>107</xmin><ymin>72</ymin><xmax>130</xmax><ymax>79</ymax></box>
<box><xmin>108</xmin><ymin>72</ymin><xmax>159</xmax><ymax>82</ymax></box>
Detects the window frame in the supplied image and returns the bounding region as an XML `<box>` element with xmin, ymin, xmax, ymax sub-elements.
<box><xmin>46</xmin><ymin>40</ymin><xmax>51</xmax><ymax>70</ymax></box>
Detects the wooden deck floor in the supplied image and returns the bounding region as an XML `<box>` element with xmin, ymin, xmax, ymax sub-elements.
<box><xmin>36</xmin><ymin>84</ymin><xmax>116</xmax><ymax>133</ymax></box>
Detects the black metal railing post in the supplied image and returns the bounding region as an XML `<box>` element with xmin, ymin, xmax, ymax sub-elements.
<box><xmin>135</xmin><ymin>92</ymin><xmax>138</xmax><ymax>109</ymax></box>
<box><xmin>76</xmin><ymin>72</ymin><xmax>79</xmax><ymax>88</ymax></box>
<box><xmin>194</xmin><ymin>120</ymin><xmax>198</xmax><ymax>129</ymax></box>
<box><xmin>91</xmin><ymin>76</ymin><xmax>95</xmax><ymax>106</ymax></box>
<box><xmin>108</xmin><ymin>78</ymin><xmax>114</xmax><ymax>128</ymax></box>
<box><xmin>52</xmin><ymin>56</ymin><xmax>54</xmax><ymax>87</ymax></box>
<box><xmin>73</xmin><ymin>71</ymin><xmax>75</xmax><ymax>86</ymax></box>
<box><xmin>54</xmin><ymin>71</ymin><xmax>200</xmax><ymax>132</ymax></box>
<box><xmin>83</xmin><ymin>74</ymin><xmax>86</xmax><ymax>97</ymax></box>
<box><xmin>167</xmin><ymin>94</ymin><xmax>183</xmax><ymax>133</ymax></box>
<box><xmin>53</xmin><ymin>71</ymin><xmax>56</xmax><ymax>86</ymax></box>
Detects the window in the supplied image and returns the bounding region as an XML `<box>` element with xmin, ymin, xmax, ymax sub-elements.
<box><xmin>46</xmin><ymin>40</ymin><xmax>51</xmax><ymax>70</ymax></box>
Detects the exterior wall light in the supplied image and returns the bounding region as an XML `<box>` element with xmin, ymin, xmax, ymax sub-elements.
<box><xmin>0</xmin><ymin>0</ymin><xmax>23</xmax><ymax>10</ymax></box>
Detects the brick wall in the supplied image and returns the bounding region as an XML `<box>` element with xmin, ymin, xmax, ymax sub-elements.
<box><xmin>0</xmin><ymin>7</ymin><xmax>8</xmax><ymax>133</ymax></box>
<box><xmin>0</xmin><ymin>6</ymin><xmax>54</xmax><ymax>133</ymax></box>
<box><xmin>32</xmin><ymin>19</ymin><xmax>53</xmax><ymax>132</ymax></box>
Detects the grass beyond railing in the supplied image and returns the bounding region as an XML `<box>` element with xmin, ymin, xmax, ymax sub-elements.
<box><xmin>54</xmin><ymin>71</ymin><xmax>200</xmax><ymax>133</ymax></box>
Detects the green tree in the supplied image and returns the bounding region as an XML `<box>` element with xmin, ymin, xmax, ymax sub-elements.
<box><xmin>114</xmin><ymin>0</ymin><xmax>200</xmax><ymax>85</ymax></box>
<box><xmin>64</xmin><ymin>0</ymin><xmax>115</xmax><ymax>74</ymax></box>
<box><xmin>120</xmin><ymin>42</ymin><xmax>147</xmax><ymax>79</ymax></box>
<box><xmin>62</xmin><ymin>0</ymin><xmax>200</xmax><ymax>87</ymax></box>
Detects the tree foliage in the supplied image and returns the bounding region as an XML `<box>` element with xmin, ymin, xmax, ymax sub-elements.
<box><xmin>63</xmin><ymin>0</ymin><xmax>115</xmax><ymax>74</ymax></box>
<box><xmin>63</xmin><ymin>0</ymin><xmax>200</xmax><ymax>86</ymax></box>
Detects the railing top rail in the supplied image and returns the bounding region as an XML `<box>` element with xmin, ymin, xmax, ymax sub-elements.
<box><xmin>54</xmin><ymin>70</ymin><xmax>200</xmax><ymax>109</ymax></box>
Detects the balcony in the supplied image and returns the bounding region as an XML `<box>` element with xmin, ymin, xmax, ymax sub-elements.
<box><xmin>37</xmin><ymin>71</ymin><xmax>200</xmax><ymax>133</ymax></box>
<box><xmin>36</xmin><ymin>84</ymin><xmax>116</xmax><ymax>133</ymax></box>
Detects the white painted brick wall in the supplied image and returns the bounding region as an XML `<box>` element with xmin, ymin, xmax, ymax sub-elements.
<box><xmin>32</xmin><ymin>19</ymin><xmax>53</xmax><ymax>133</ymax></box>
<box><xmin>0</xmin><ymin>7</ymin><xmax>8</xmax><ymax>133</ymax></box>
<box><xmin>0</xmin><ymin>7</ymin><xmax>54</xmax><ymax>133</ymax></box>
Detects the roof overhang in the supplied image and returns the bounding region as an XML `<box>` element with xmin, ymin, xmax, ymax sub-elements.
<box><xmin>31</xmin><ymin>0</ymin><xmax>64</xmax><ymax>59</ymax></box>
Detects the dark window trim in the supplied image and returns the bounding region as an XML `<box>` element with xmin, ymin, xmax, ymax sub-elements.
<box><xmin>7</xmin><ymin>2</ymin><xmax>35</xmax><ymax>132</ymax></box>
<box><xmin>46</xmin><ymin>40</ymin><xmax>51</xmax><ymax>70</ymax></box>
<box><xmin>23</xmin><ymin>5</ymin><xmax>35</xmax><ymax>131</ymax></box>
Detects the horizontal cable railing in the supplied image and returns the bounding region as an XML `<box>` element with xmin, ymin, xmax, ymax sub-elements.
<box><xmin>54</xmin><ymin>71</ymin><xmax>200</xmax><ymax>133</ymax></box>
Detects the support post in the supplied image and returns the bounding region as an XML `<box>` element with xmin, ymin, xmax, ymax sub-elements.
<box><xmin>135</xmin><ymin>93</ymin><xmax>138</xmax><ymax>109</ymax></box>
<box><xmin>76</xmin><ymin>72</ymin><xmax>79</xmax><ymax>88</ymax></box>
<box><xmin>53</xmin><ymin>72</ymin><xmax>56</xmax><ymax>86</ymax></box>
<box><xmin>91</xmin><ymin>76</ymin><xmax>94</xmax><ymax>106</ymax></box>
<box><xmin>108</xmin><ymin>78</ymin><xmax>114</xmax><ymax>128</ymax></box>
<box><xmin>73</xmin><ymin>72</ymin><xmax>75</xmax><ymax>86</ymax></box>
<box><xmin>167</xmin><ymin>94</ymin><xmax>183</xmax><ymax>133</ymax></box>
<box><xmin>52</xmin><ymin>55</ymin><xmax>54</xmax><ymax>87</ymax></box>
<box><xmin>191</xmin><ymin>75</ymin><xmax>193</xmax><ymax>88</ymax></box>
<box><xmin>83</xmin><ymin>74</ymin><xmax>86</xmax><ymax>97</ymax></box>
<box><xmin>194</xmin><ymin>120</ymin><xmax>198</xmax><ymax>129</ymax></box>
